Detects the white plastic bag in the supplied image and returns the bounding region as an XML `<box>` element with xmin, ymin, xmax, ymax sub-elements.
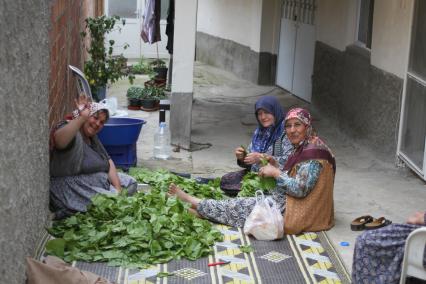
<box><xmin>243</xmin><ymin>191</ymin><xmax>284</xmax><ymax>240</ymax></box>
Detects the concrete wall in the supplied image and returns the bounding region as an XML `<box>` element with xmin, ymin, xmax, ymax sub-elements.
<box><xmin>370</xmin><ymin>0</ymin><xmax>413</xmax><ymax>78</ymax></box>
<box><xmin>197</xmin><ymin>0</ymin><xmax>262</xmax><ymax>52</ymax></box>
<box><xmin>316</xmin><ymin>0</ymin><xmax>357</xmax><ymax>51</ymax></box>
<box><xmin>0</xmin><ymin>1</ymin><xmax>51</xmax><ymax>283</ymax></box>
<box><xmin>312</xmin><ymin>0</ymin><xmax>414</xmax><ymax>158</ymax></box>
<box><xmin>196</xmin><ymin>0</ymin><xmax>278</xmax><ymax>85</ymax></box>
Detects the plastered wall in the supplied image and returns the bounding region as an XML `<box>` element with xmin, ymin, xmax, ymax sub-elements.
<box><xmin>197</xmin><ymin>0</ymin><xmax>262</xmax><ymax>52</ymax></box>
<box><xmin>0</xmin><ymin>1</ymin><xmax>51</xmax><ymax>283</ymax></box>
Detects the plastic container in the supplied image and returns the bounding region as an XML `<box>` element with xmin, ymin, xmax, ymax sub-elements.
<box><xmin>97</xmin><ymin>118</ymin><xmax>146</xmax><ymax>169</ymax></box>
<box><xmin>153</xmin><ymin>122</ymin><xmax>171</xmax><ymax>159</ymax></box>
<box><xmin>103</xmin><ymin>143</ymin><xmax>136</xmax><ymax>170</ymax></box>
<box><xmin>98</xmin><ymin>118</ymin><xmax>146</xmax><ymax>145</ymax></box>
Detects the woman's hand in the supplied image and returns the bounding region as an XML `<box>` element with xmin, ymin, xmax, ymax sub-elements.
<box><xmin>243</xmin><ymin>152</ymin><xmax>262</xmax><ymax>165</ymax></box>
<box><xmin>407</xmin><ymin>211</ymin><xmax>425</xmax><ymax>225</ymax></box>
<box><xmin>235</xmin><ymin>146</ymin><xmax>246</xmax><ymax>160</ymax></box>
<box><xmin>75</xmin><ymin>94</ymin><xmax>91</xmax><ymax>119</ymax></box>
<box><xmin>259</xmin><ymin>163</ymin><xmax>281</xmax><ymax>178</ymax></box>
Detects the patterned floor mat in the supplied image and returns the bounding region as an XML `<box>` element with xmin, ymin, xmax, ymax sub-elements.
<box><xmin>36</xmin><ymin>225</ymin><xmax>350</xmax><ymax>284</ymax></box>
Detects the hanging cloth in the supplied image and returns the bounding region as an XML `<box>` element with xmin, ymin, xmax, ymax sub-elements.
<box><xmin>165</xmin><ymin>0</ymin><xmax>175</xmax><ymax>54</ymax></box>
<box><xmin>141</xmin><ymin>0</ymin><xmax>161</xmax><ymax>44</ymax></box>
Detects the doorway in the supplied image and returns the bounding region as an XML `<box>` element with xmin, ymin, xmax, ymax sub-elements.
<box><xmin>397</xmin><ymin>0</ymin><xmax>426</xmax><ymax>180</ymax></box>
<box><xmin>105</xmin><ymin>0</ymin><xmax>169</xmax><ymax>59</ymax></box>
<box><xmin>276</xmin><ymin>0</ymin><xmax>316</xmax><ymax>102</ymax></box>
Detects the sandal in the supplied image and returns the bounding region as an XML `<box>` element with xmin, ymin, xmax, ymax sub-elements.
<box><xmin>351</xmin><ymin>215</ymin><xmax>374</xmax><ymax>231</ymax></box>
<box><xmin>365</xmin><ymin>217</ymin><xmax>392</xmax><ymax>230</ymax></box>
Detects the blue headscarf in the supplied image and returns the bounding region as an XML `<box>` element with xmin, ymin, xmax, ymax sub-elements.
<box><xmin>251</xmin><ymin>96</ymin><xmax>285</xmax><ymax>153</ymax></box>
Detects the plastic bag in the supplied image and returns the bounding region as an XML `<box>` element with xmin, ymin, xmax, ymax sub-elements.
<box><xmin>243</xmin><ymin>190</ymin><xmax>284</xmax><ymax>240</ymax></box>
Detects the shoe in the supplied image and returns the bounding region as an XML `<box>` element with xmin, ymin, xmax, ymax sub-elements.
<box><xmin>364</xmin><ymin>217</ymin><xmax>392</xmax><ymax>230</ymax></box>
<box><xmin>351</xmin><ymin>215</ymin><xmax>374</xmax><ymax>231</ymax></box>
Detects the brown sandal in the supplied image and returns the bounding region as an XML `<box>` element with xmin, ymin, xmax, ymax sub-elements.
<box><xmin>364</xmin><ymin>217</ymin><xmax>392</xmax><ymax>230</ymax></box>
<box><xmin>351</xmin><ymin>215</ymin><xmax>374</xmax><ymax>231</ymax></box>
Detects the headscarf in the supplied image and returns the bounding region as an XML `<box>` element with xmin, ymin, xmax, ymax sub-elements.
<box><xmin>71</xmin><ymin>102</ymin><xmax>109</xmax><ymax>120</ymax></box>
<box><xmin>250</xmin><ymin>96</ymin><xmax>286</xmax><ymax>153</ymax></box>
<box><xmin>283</xmin><ymin>108</ymin><xmax>336</xmax><ymax>173</ymax></box>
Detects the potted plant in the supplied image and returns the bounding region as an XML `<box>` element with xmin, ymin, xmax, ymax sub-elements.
<box><xmin>126</xmin><ymin>86</ymin><xmax>144</xmax><ymax>110</ymax></box>
<box><xmin>81</xmin><ymin>15</ymin><xmax>135</xmax><ymax>102</ymax></box>
<box><xmin>140</xmin><ymin>86</ymin><xmax>166</xmax><ymax>110</ymax></box>
<box><xmin>150</xmin><ymin>59</ymin><xmax>168</xmax><ymax>80</ymax></box>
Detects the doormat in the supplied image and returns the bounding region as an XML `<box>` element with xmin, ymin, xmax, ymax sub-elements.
<box><xmin>36</xmin><ymin>225</ymin><xmax>351</xmax><ymax>284</ymax></box>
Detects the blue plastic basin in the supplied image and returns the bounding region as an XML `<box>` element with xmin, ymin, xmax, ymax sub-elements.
<box><xmin>98</xmin><ymin>118</ymin><xmax>146</xmax><ymax>146</ymax></box>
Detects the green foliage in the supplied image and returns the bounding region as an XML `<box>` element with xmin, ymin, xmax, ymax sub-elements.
<box><xmin>149</xmin><ymin>59</ymin><xmax>166</xmax><ymax>68</ymax></box>
<box><xmin>129</xmin><ymin>167</ymin><xmax>225</xmax><ymax>200</ymax></box>
<box><xmin>82</xmin><ymin>15</ymin><xmax>134</xmax><ymax>100</ymax></box>
<box><xmin>46</xmin><ymin>189</ymin><xmax>223</xmax><ymax>269</ymax></box>
<box><xmin>143</xmin><ymin>86</ymin><xmax>166</xmax><ymax>100</ymax></box>
<box><xmin>239</xmin><ymin>245</ymin><xmax>254</xmax><ymax>253</ymax></box>
<box><xmin>131</xmin><ymin>57</ymin><xmax>155</xmax><ymax>75</ymax></box>
<box><xmin>237</xmin><ymin>172</ymin><xmax>277</xmax><ymax>197</ymax></box>
<box><xmin>126</xmin><ymin>85</ymin><xmax>144</xmax><ymax>100</ymax></box>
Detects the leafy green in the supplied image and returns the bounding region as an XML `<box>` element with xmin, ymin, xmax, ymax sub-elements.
<box><xmin>129</xmin><ymin>167</ymin><xmax>225</xmax><ymax>200</ymax></box>
<box><xmin>157</xmin><ymin>272</ymin><xmax>175</xmax><ymax>278</ymax></box>
<box><xmin>239</xmin><ymin>245</ymin><xmax>254</xmax><ymax>253</ymax></box>
<box><xmin>46</xmin><ymin>189</ymin><xmax>223</xmax><ymax>269</ymax></box>
<box><xmin>237</xmin><ymin>172</ymin><xmax>277</xmax><ymax>197</ymax></box>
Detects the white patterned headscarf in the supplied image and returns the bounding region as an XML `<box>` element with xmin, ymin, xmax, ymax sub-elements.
<box><xmin>72</xmin><ymin>102</ymin><xmax>109</xmax><ymax>119</ymax></box>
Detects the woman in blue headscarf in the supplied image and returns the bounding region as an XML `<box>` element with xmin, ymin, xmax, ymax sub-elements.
<box><xmin>220</xmin><ymin>96</ymin><xmax>293</xmax><ymax>195</ymax></box>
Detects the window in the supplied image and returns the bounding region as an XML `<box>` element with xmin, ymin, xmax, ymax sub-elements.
<box><xmin>356</xmin><ymin>0</ymin><xmax>374</xmax><ymax>48</ymax></box>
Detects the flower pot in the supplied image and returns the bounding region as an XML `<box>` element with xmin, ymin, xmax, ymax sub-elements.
<box><xmin>140</xmin><ymin>99</ymin><xmax>159</xmax><ymax>110</ymax></box>
<box><xmin>93</xmin><ymin>86</ymin><xmax>107</xmax><ymax>102</ymax></box>
<box><xmin>127</xmin><ymin>98</ymin><xmax>142</xmax><ymax>110</ymax></box>
<box><xmin>153</xmin><ymin>67</ymin><xmax>168</xmax><ymax>80</ymax></box>
<box><xmin>144</xmin><ymin>78</ymin><xmax>166</xmax><ymax>88</ymax></box>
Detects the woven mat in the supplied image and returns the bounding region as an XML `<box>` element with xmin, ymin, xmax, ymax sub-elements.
<box><xmin>36</xmin><ymin>225</ymin><xmax>350</xmax><ymax>284</ymax></box>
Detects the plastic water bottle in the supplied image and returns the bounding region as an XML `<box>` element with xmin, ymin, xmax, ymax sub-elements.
<box><xmin>153</xmin><ymin>122</ymin><xmax>171</xmax><ymax>159</ymax></box>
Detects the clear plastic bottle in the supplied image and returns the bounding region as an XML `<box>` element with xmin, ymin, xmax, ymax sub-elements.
<box><xmin>153</xmin><ymin>122</ymin><xmax>171</xmax><ymax>159</ymax></box>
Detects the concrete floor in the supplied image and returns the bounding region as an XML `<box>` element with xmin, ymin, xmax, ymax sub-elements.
<box><xmin>108</xmin><ymin>61</ymin><xmax>426</xmax><ymax>273</ymax></box>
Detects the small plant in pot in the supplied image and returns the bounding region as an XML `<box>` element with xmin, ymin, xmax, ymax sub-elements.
<box><xmin>126</xmin><ymin>86</ymin><xmax>144</xmax><ymax>110</ymax></box>
<box><xmin>140</xmin><ymin>86</ymin><xmax>166</xmax><ymax>110</ymax></box>
<box><xmin>150</xmin><ymin>59</ymin><xmax>168</xmax><ymax>80</ymax></box>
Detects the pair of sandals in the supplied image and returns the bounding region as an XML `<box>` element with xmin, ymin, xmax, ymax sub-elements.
<box><xmin>351</xmin><ymin>215</ymin><xmax>392</xmax><ymax>231</ymax></box>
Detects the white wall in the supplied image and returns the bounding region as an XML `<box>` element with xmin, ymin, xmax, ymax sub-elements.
<box><xmin>316</xmin><ymin>0</ymin><xmax>357</xmax><ymax>51</ymax></box>
<box><xmin>260</xmin><ymin>0</ymin><xmax>281</xmax><ymax>54</ymax></box>
<box><xmin>316</xmin><ymin>0</ymin><xmax>413</xmax><ymax>79</ymax></box>
<box><xmin>371</xmin><ymin>0</ymin><xmax>413</xmax><ymax>78</ymax></box>
<box><xmin>197</xmin><ymin>0</ymin><xmax>262</xmax><ymax>52</ymax></box>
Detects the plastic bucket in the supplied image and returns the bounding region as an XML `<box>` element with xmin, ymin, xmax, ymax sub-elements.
<box><xmin>98</xmin><ymin>118</ymin><xmax>146</xmax><ymax>146</ymax></box>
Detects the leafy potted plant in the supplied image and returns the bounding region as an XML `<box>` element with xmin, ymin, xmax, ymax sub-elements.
<box><xmin>126</xmin><ymin>86</ymin><xmax>144</xmax><ymax>110</ymax></box>
<box><xmin>81</xmin><ymin>15</ymin><xmax>134</xmax><ymax>101</ymax></box>
<box><xmin>151</xmin><ymin>59</ymin><xmax>168</xmax><ymax>80</ymax></box>
<box><xmin>140</xmin><ymin>86</ymin><xmax>166</xmax><ymax>110</ymax></box>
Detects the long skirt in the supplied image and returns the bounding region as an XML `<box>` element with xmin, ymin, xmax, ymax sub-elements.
<box><xmin>50</xmin><ymin>172</ymin><xmax>137</xmax><ymax>220</ymax></box>
<box><xmin>352</xmin><ymin>223</ymin><xmax>426</xmax><ymax>284</ymax></box>
<box><xmin>197</xmin><ymin>189</ymin><xmax>286</xmax><ymax>228</ymax></box>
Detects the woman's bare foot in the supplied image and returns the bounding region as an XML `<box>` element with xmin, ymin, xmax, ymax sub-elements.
<box><xmin>168</xmin><ymin>183</ymin><xmax>201</xmax><ymax>209</ymax></box>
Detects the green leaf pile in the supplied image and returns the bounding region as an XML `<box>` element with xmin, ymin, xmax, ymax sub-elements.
<box><xmin>129</xmin><ymin>167</ymin><xmax>225</xmax><ymax>200</ymax></box>
<box><xmin>46</xmin><ymin>189</ymin><xmax>223</xmax><ymax>268</ymax></box>
<box><xmin>237</xmin><ymin>172</ymin><xmax>277</xmax><ymax>197</ymax></box>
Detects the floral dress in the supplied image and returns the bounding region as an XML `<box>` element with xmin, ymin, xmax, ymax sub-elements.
<box><xmin>352</xmin><ymin>215</ymin><xmax>426</xmax><ymax>284</ymax></box>
<box><xmin>198</xmin><ymin>160</ymin><xmax>323</xmax><ymax>227</ymax></box>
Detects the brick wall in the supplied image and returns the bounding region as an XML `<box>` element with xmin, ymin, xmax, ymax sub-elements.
<box><xmin>48</xmin><ymin>0</ymin><xmax>103</xmax><ymax>128</ymax></box>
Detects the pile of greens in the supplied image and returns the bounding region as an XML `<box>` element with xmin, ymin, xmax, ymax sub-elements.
<box><xmin>129</xmin><ymin>167</ymin><xmax>225</xmax><ymax>200</ymax></box>
<box><xmin>46</xmin><ymin>189</ymin><xmax>223</xmax><ymax>268</ymax></box>
<box><xmin>237</xmin><ymin>171</ymin><xmax>277</xmax><ymax>197</ymax></box>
